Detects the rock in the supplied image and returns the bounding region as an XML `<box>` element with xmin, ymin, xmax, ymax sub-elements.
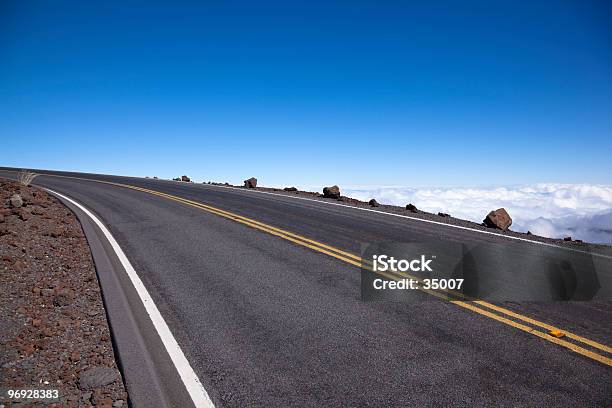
<box><xmin>438</xmin><ymin>212</ymin><xmax>450</xmax><ymax>218</ymax></box>
<box><xmin>10</xmin><ymin>194</ymin><xmax>23</xmax><ymax>208</ymax></box>
<box><xmin>405</xmin><ymin>203</ymin><xmax>418</xmax><ymax>213</ymax></box>
<box><xmin>368</xmin><ymin>199</ymin><xmax>380</xmax><ymax>207</ymax></box>
<box><xmin>483</xmin><ymin>208</ymin><xmax>512</xmax><ymax>231</ymax></box>
<box><xmin>172</xmin><ymin>177</ymin><xmax>180</xmax><ymax>181</ymax></box>
<box><xmin>16</xmin><ymin>209</ymin><xmax>30</xmax><ymax>221</ymax></box>
<box><xmin>53</xmin><ymin>288</ymin><xmax>74</xmax><ymax>307</ymax></box>
<box><xmin>153</xmin><ymin>176</ymin><xmax>158</xmax><ymax>179</ymax></box>
<box><xmin>78</xmin><ymin>367</ymin><xmax>118</xmax><ymax>390</ymax></box>
<box><xmin>97</xmin><ymin>398</ymin><xmax>113</xmax><ymax>408</ymax></box>
<box><xmin>113</xmin><ymin>400</ymin><xmax>125</xmax><ymax>408</ymax></box>
<box><xmin>526</xmin><ymin>231</ymin><xmax>532</xmax><ymax>235</ymax></box>
<box><xmin>0</xmin><ymin>214</ymin><xmax>4</xmax><ymax>223</ymax></box>
<box><xmin>41</xmin><ymin>288</ymin><xmax>54</xmax><ymax>297</ymax></box>
<box><xmin>564</xmin><ymin>236</ymin><xmax>572</xmax><ymax>241</ymax></box>
<box><xmin>181</xmin><ymin>175</ymin><xmax>191</xmax><ymax>182</ymax></box>
<box><xmin>322</xmin><ymin>185</ymin><xmax>341</xmax><ymax>199</ymax></box>
<box><xmin>283</xmin><ymin>187</ymin><xmax>298</xmax><ymax>192</ymax></box>
<box><xmin>244</xmin><ymin>177</ymin><xmax>257</xmax><ymax>188</ymax></box>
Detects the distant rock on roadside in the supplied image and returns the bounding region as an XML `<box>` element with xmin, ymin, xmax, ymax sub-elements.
<box><xmin>405</xmin><ymin>203</ymin><xmax>418</xmax><ymax>213</ymax></box>
<box><xmin>244</xmin><ymin>177</ymin><xmax>257</xmax><ymax>188</ymax></box>
<box><xmin>438</xmin><ymin>212</ymin><xmax>450</xmax><ymax>218</ymax></box>
<box><xmin>322</xmin><ymin>185</ymin><xmax>341</xmax><ymax>199</ymax></box>
<box><xmin>369</xmin><ymin>199</ymin><xmax>380</xmax><ymax>207</ymax></box>
<box><xmin>283</xmin><ymin>187</ymin><xmax>298</xmax><ymax>192</ymax></box>
<box><xmin>181</xmin><ymin>175</ymin><xmax>191</xmax><ymax>182</ymax></box>
<box><xmin>483</xmin><ymin>208</ymin><xmax>512</xmax><ymax>231</ymax></box>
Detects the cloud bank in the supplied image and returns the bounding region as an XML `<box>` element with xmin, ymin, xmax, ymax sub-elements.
<box><xmin>338</xmin><ymin>184</ymin><xmax>612</xmax><ymax>244</ymax></box>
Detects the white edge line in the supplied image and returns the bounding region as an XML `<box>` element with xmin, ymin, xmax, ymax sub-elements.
<box><xmin>46</xmin><ymin>188</ymin><xmax>215</xmax><ymax>408</ymax></box>
<box><xmin>203</xmin><ymin>184</ymin><xmax>612</xmax><ymax>260</ymax></box>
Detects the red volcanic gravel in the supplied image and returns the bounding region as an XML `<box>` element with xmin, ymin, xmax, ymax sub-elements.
<box><xmin>0</xmin><ymin>179</ymin><xmax>127</xmax><ymax>407</ymax></box>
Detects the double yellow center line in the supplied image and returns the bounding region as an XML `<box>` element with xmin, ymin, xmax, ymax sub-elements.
<box><xmin>29</xmin><ymin>173</ymin><xmax>612</xmax><ymax>366</ymax></box>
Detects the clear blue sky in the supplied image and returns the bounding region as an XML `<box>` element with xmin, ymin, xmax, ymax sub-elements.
<box><xmin>2</xmin><ymin>1</ymin><xmax>611</xmax><ymax>187</ymax></box>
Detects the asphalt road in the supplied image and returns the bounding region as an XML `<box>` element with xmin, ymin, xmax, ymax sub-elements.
<box><xmin>2</xmin><ymin>169</ymin><xmax>611</xmax><ymax>407</ymax></box>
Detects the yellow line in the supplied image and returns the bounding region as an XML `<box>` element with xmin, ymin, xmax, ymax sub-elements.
<box><xmin>454</xmin><ymin>301</ymin><xmax>612</xmax><ymax>366</ymax></box>
<box><xmin>472</xmin><ymin>301</ymin><xmax>612</xmax><ymax>354</ymax></box>
<box><xmin>15</xmin><ymin>171</ymin><xmax>612</xmax><ymax>366</ymax></box>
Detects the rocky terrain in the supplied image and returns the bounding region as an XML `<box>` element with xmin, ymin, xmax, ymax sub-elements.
<box><xmin>0</xmin><ymin>179</ymin><xmax>127</xmax><ymax>407</ymax></box>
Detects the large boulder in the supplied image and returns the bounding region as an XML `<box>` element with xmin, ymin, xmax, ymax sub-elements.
<box><xmin>244</xmin><ymin>177</ymin><xmax>257</xmax><ymax>188</ymax></box>
<box><xmin>180</xmin><ymin>175</ymin><xmax>191</xmax><ymax>182</ymax></box>
<box><xmin>483</xmin><ymin>208</ymin><xmax>512</xmax><ymax>230</ymax></box>
<box><xmin>322</xmin><ymin>185</ymin><xmax>341</xmax><ymax>199</ymax></box>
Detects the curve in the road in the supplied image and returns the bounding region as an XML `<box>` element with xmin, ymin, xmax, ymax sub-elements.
<box><xmin>28</xmin><ymin>172</ymin><xmax>612</xmax><ymax>367</ymax></box>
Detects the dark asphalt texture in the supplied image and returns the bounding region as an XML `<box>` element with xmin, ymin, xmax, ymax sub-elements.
<box><xmin>1</xmin><ymin>169</ymin><xmax>611</xmax><ymax>407</ymax></box>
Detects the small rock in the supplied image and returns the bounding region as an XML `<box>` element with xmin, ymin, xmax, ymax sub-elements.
<box><xmin>13</xmin><ymin>259</ymin><xmax>26</xmax><ymax>272</ymax></box>
<box><xmin>32</xmin><ymin>318</ymin><xmax>42</xmax><ymax>327</ymax></box>
<box><xmin>575</xmin><ymin>239</ymin><xmax>583</xmax><ymax>243</ymax></box>
<box><xmin>181</xmin><ymin>175</ymin><xmax>191</xmax><ymax>182</ymax></box>
<box><xmin>82</xmin><ymin>392</ymin><xmax>92</xmax><ymax>402</ymax></box>
<box><xmin>438</xmin><ymin>212</ymin><xmax>450</xmax><ymax>218</ymax></box>
<box><xmin>78</xmin><ymin>367</ymin><xmax>118</xmax><ymax>390</ymax></box>
<box><xmin>405</xmin><ymin>203</ymin><xmax>418</xmax><ymax>213</ymax></box>
<box><xmin>70</xmin><ymin>351</ymin><xmax>81</xmax><ymax>362</ymax></box>
<box><xmin>322</xmin><ymin>185</ymin><xmax>341</xmax><ymax>199</ymax></box>
<box><xmin>564</xmin><ymin>236</ymin><xmax>572</xmax><ymax>241</ymax></box>
<box><xmin>53</xmin><ymin>288</ymin><xmax>74</xmax><ymax>307</ymax></box>
<box><xmin>10</xmin><ymin>194</ymin><xmax>23</xmax><ymax>208</ymax></box>
<box><xmin>368</xmin><ymin>199</ymin><xmax>380</xmax><ymax>207</ymax></box>
<box><xmin>97</xmin><ymin>399</ymin><xmax>113</xmax><ymax>408</ymax></box>
<box><xmin>0</xmin><ymin>214</ymin><xmax>4</xmax><ymax>223</ymax></box>
<box><xmin>16</xmin><ymin>209</ymin><xmax>31</xmax><ymax>221</ymax></box>
<box><xmin>41</xmin><ymin>288</ymin><xmax>54</xmax><ymax>297</ymax></box>
<box><xmin>526</xmin><ymin>231</ymin><xmax>532</xmax><ymax>235</ymax></box>
<box><xmin>483</xmin><ymin>208</ymin><xmax>512</xmax><ymax>231</ymax></box>
<box><xmin>283</xmin><ymin>187</ymin><xmax>298</xmax><ymax>192</ymax></box>
<box><xmin>42</xmin><ymin>326</ymin><xmax>55</xmax><ymax>337</ymax></box>
<box><xmin>20</xmin><ymin>343</ymin><xmax>36</xmax><ymax>355</ymax></box>
<box><xmin>244</xmin><ymin>177</ymin><xmax>257</xmax><ymax>188</ymax></box>
<box><xmin>113</xmin><ymin>400</ymin><xmax>125</xmax><ymax>408</ymax></box>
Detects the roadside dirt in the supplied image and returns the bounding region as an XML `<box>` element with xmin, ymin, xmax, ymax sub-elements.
<box><xmin>0</xmin><ymin>179</ymin><xmax>127</xmax><ymax>407</ymax></box>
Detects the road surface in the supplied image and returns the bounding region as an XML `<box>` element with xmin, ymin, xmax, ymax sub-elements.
<box><xmin>1</xmin><ymin>168</ymin><xmax>611</xmax><ymax>407</ymax></box>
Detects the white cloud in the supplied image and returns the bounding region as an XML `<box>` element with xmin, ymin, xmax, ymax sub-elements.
<box><xmin>335</xmin><ymin>184</ymin><xmax>612</xmax><ymax>244</ymax></box>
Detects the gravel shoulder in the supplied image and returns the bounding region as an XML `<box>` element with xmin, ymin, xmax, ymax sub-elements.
<box><xmin>0</xmin><ymin>179</ymin><xmax>127</xmax><ymax>408</ymax></box>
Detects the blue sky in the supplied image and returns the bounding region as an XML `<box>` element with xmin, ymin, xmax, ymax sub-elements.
<box><xmin>1</xmin><ymin>1</ymin><xmax>611</xmax><ymax>187</ymax></box>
